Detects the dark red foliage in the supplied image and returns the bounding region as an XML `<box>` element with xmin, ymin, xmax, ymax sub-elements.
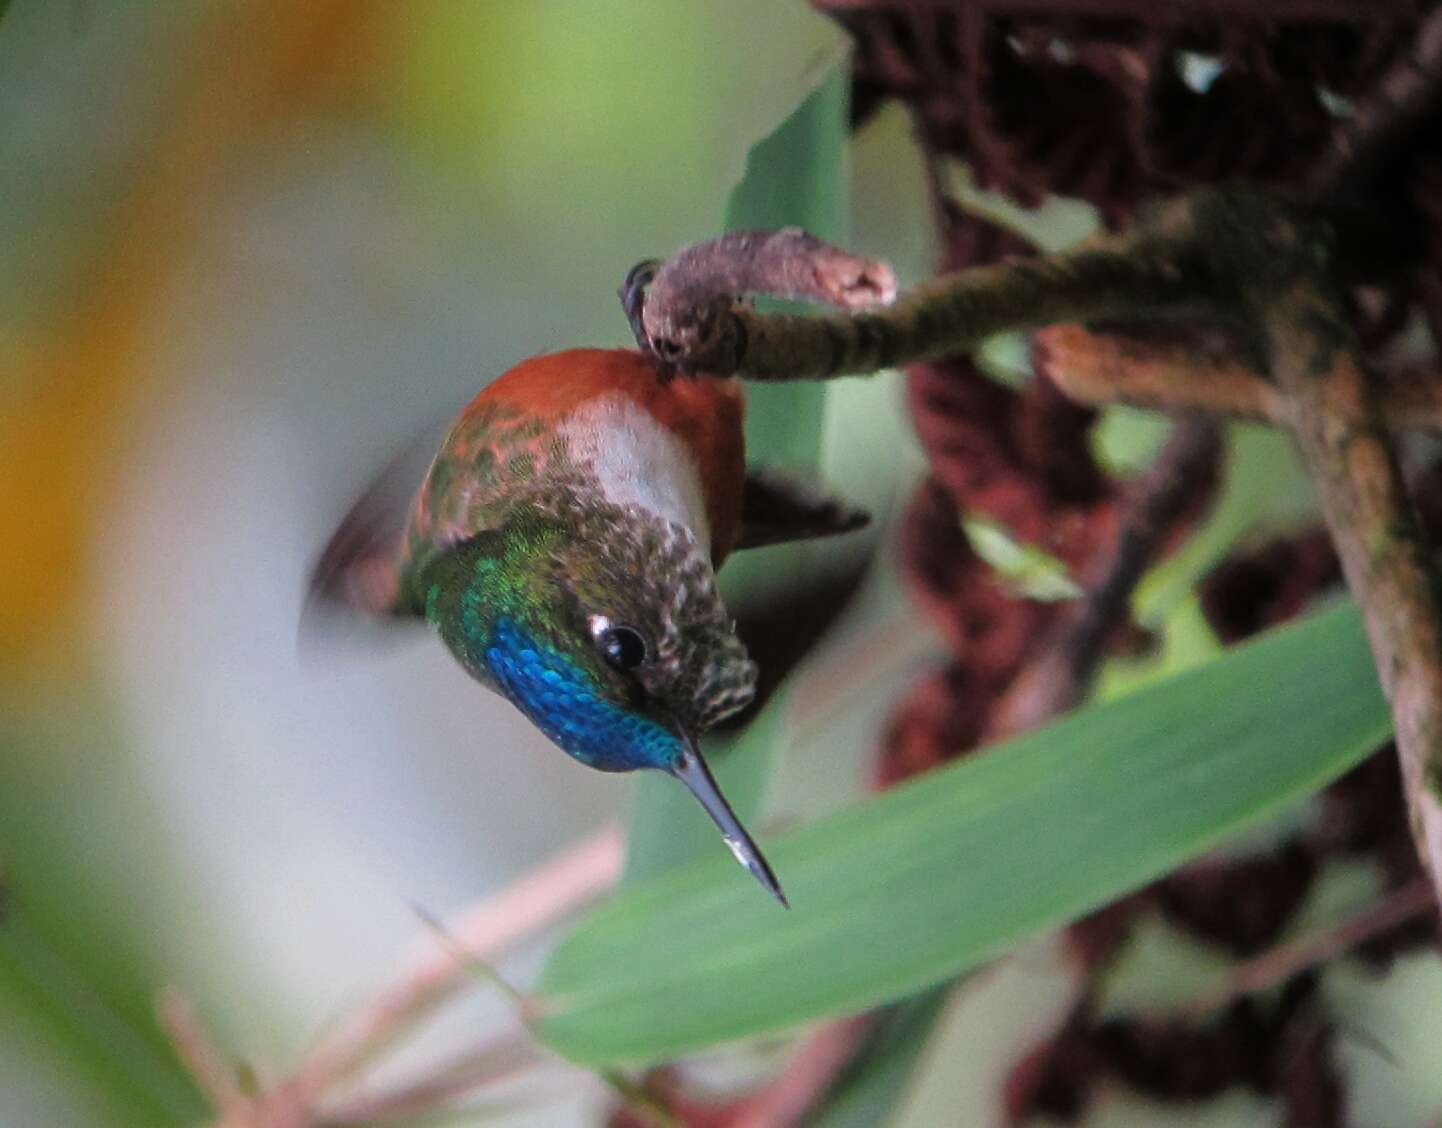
<box><xmin>1198</xmin><ymin>530</ymin><xmax>1342</xmax><ymax>644</ymax></box>
<box><xmin>1004</xmin><ymin>1011</ymin><xmax>1102</xmax><ymax>1123</ymax></box>
<box><xmin>1156</xmin><ymin>843</ymin><xmax>1319</xmax><ymax>958</ymax></box>
<box><xmin>877</xmin><ymin>206</ymin><xmax>1136</xmax><ymax>786</ymax></box>
<box><xmin>822</xmin><ymin>1</ymin><xmax>1422</xmax><ymax>217</ymax></box>
<box><xmin>1007</xmin><ymin>983</ymin><xmax>1346</xmax><ymax>1125</ymax></box>
<box><xmin>1279</xmin><ymin>1017</ymin><xmax>1347</xmax><ymax>1128</ymax></box>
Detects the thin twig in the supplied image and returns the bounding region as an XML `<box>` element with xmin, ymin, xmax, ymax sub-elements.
<box><xmin>156</xmin><ymin>988</ymin><xmax>245</xmax><ymax>1117</ymax></box>
<box><xmin>987</xmin><ymin>415</ymin><xmax>1222</xmax><ymax>739</ymax></box>
<box><xmin>316</xmin><ymin>1034</ymin><xmax>538</xmax><ymax>1126</ymax></box>
<box><xmin>727</xmin><ymin>1015</ymin><xmax>877</xmax><ymax>1128</ymax></box>
<box><xmin>1035</xmin><ymin>323</ymin><xmax>1442</xmax><ymax>432</ymax></box>
<box><xmin>1181</xmin><ymin>879</ymin><xmax>1435</xmax><ymax>1018</ymax></box>
<box><xmin>288</xmin><ymin>826</ymin><xmax>623</xmax><ymax>1100</ymax></box>
<box><xmin>171</xmin><ymin>827</ymin><xmax>624</xmax><ymax>1126</ymax></box>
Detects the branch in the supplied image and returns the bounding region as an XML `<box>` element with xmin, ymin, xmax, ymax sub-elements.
<box><xmin>1255</xmin><ymin>237</ymin><xmax>1442</xmax><ymax>909</ymax></box>
<box><xmin>632</xmin><ymin>220</ymin><xmax>1218</xmax><ymax>379</ymax></box>
<box><xmin>633</xmin><ymin>187</ymin><xmax>1442</xmax><ymax>920</ymax></box>
<box><xmin>1034</xmin><ymin>323</ymin><xmax>1442</xmax><ymax>432</ymax></box>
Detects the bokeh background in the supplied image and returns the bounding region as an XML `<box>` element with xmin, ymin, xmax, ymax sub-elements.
<box><xmin>0</xmin><ymin>3</ymin><xmax>930</xmax><ymax>1124</ymax></box>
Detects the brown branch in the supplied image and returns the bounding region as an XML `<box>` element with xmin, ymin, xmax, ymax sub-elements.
<box><xmin>634</xmin><ymin>187</ymin><xmax>1442</xmax><ymax>920</ymax></box>
<box><xmin>1182</xmin><ymin>879</ymin><xmax>1435</xmax><ymax>1018</ymax></box>
<box><xmin>1035</xmin><ymin>323</ymin><xmax>1442</xmax><ymax>432</ymax></box>
<box><xmin>1035</xmin><ymin>324</ymin><xmax>1284</xmax><ymax>422</ymax></box>
<box><xmin>1256</xmin><ymin>246</ymin><xmax>1442</xmax><ymax>909</ymax></box>
<box><xmin>987</xmin><ymin>415</ymin><xmax>1222</xmax><ymax>739</ymax></box>
<box><xmin>632</xmin><ymin>220</ymin><xmax>1218</xmax><ymax>379</ymax></box>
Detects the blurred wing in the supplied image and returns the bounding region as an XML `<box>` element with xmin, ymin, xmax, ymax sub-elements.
<box><xmin>305</xmin><ymin>417</ymin><xmax>451</xmax><ymax>623</ymax></box>
<box><xmin>736</xmin><ymin>467</ymin><xmax>870</xmax><ymax>551</ymax></box>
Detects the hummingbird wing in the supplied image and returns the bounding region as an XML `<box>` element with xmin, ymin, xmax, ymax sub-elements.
<box><xmin>304</xmin><ymin>388</ymin><xmax>550</xmax><ymax>627</ymax></box>
<box><xmin>736</xmin><ymin>467</ymin><xmax>870</xmax><ymax>551</ymax></box>
<box><xmin>304</xmin><ymin>415</ymin><xmax>452</xmax><ymax>623</ymax></box>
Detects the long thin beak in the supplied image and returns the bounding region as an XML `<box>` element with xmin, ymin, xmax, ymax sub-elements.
<box><xmin>670</xmin><ymin>735</ymin><xmax>789</xmax><ymax>908</ymax></box>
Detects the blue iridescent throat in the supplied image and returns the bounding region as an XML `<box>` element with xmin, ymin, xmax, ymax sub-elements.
<box><xmin>485</xmin><ymin>617</ymin><xmax>679</xmax><ymax>772</ymax></box>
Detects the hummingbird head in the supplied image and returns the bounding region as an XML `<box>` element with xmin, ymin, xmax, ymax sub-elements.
<box><xmin>426</xmin><ymin>499</ymin><xmax>785</xmax><ymax>904</ymax></box>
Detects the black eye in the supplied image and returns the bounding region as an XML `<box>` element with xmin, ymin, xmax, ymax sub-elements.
<box><xmin>598</xmin><ymin>625</ymin><xmax>648</xmax><ymax>670</ymax></box>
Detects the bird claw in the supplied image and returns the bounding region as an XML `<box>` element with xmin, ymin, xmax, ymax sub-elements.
<box><xmin>619</xmin><ymin>258</ymin><xmax>660</xmax><ymax>354</ymax></box>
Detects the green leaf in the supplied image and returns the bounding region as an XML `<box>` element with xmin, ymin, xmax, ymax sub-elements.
<box><xmin>962</xmin><ymin>513</ymin><xmax>1083</xmax><ymax>602</ymax></box>
<box><xmin>622</xmin><ymin>60</ymin><xmax>851</xmax><ymax>885</ymax></box>
<box><xmin>0</xmin><ymin>710</ymin><xmax>207</xmax><ymax>1126</ymax></box>
<box><xmin>538</xmin><ymin>603</ymin><xmax>1387</xmax><ymax>1065</ymax></box>
<box><xmin>727</xmin><ymin>62</ymin><xmax>848</xmax><ymax>471</ymax></box>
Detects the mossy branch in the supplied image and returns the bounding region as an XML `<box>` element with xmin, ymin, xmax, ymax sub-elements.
<box><xmin>631</xmin><ymin>217</ymin><xmax>1219</xmax><ymax>380</ymax></box>
<box><xmin>1255</xmin><ymin>259</ymin><xmax>1442</xmax><ymax>901</ymax></box>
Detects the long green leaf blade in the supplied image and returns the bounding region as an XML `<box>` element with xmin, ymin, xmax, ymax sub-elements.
<box><xmin>538</xmin><ymin>603</ymin><xmax>1388</xmax><ymax>1064</ymax></box>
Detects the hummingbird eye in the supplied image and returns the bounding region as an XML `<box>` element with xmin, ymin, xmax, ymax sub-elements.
<box><xmin>589</xmin><ymin>617</ymin><xmax>648</xmax><ymax>671</ymax></box>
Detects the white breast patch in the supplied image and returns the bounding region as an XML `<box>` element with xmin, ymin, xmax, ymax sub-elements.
<box><xmin>559</xmin><ymin>394</ymin><xmax>711</xmax><ymax>554</ymax></box>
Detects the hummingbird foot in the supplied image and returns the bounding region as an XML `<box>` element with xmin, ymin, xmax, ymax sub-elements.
<box><xmin>619</xmin><ymin>258</ymin><xmax>662</xmax><ymax>360</ymax></box>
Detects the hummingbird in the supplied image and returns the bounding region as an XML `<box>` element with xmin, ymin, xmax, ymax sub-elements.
<box><xmin>309</xmin><ymin>347</ymin><xmax>867</xmax><ymax>905</ymax></box>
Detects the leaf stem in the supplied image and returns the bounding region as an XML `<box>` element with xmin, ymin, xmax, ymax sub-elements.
<box><xmin>1181</xmin><ymin>879</ymin><xmax>1434</xmax><ymax>1017</ymax></box>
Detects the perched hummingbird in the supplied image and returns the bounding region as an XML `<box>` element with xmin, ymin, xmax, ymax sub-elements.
<box><xmin>309</xmin><ymin>348</ymin><xmax>866</xmax><ymax>905</ymax></box>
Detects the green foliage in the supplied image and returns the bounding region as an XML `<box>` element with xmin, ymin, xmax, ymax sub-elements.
<box><xmin>0</xmin><ymin>715</ymin><xmax>205</xmax><ymax>1126</ymax></box>
<box><xmin>538</xmin><ymin>602</ymin><xmax>1387</xmax><ymax>1065</ymax></box>
<box><xmin>962</xmin><ymin>513</ymin><xmax>1083</xmax><ymax>602</ymax></box>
